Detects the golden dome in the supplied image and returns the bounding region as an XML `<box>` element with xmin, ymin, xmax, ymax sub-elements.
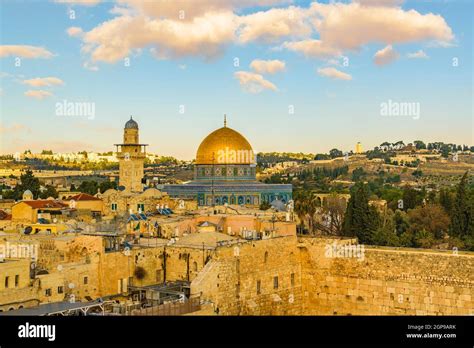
<box><xmin>196</xmin><ymin>126</ymin><xmax>255</xmax><ymax>165</ymax></box>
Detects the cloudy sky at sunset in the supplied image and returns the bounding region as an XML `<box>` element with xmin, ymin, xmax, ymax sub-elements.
<box><xmin>0</xmin><ymin>0</ymin><xmax>472</xmax><ymax>159</ymax></box>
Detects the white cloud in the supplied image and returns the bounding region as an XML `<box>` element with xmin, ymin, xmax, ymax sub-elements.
<box><xmin>83</xmin><ymin>61</ymin><xmax>99</xmax><ymax>71</ymax></box>
<box><xmin>309</xmin><ymin>2</ymin><xmax>454</xmax><ymax>51</ymax></box>
<box><xmin>317</xmin><ymin>67</ymin><xmax>352</xmax><ymax>80</ymax></box>
<box><xmin>67</xmin><ymin>27</ymin><xmax>84</xmax><ymax>38</ymax></box>
<box><xmin>354</xmin><ymin>0</ymin><xmax>404</xmax><ymax>7</ymax></box>
<box><xmin>373</xmin><ymin>45</ymin><xmax>399</xmax><ymax>65</ymax></box>
<box><xmin>250</xmin><ymin>59</ymin><xmax>285</xmax><ymax>74</ymax></box>
<box><xmin>54</xmin><ymin>0</ymin><xmax>100</xmax><ymax>6</ymax></box>
<box><xmin>234</xmin><ymin>71</ymin><xmax>278</xmax><ymax>93</ymax></box>
<box><xmin>69</xmin><ymin>1</ymin><xmax>454</xmax><ymax>67</ymax></box>
<box><xmin>407</xmin><ymin>49</ymin><xmax>429</xmax><ymax>59</ymax></box>
<box><xmin>237</xmin><ymin>6</ymin><xmax>312</xmax><ymax>43</ymax></box>
<box><xmin>117</xmin><ymin>0</ymin><xmax>291</xmax><ymax>21</ymax></box>
<box><xmin>0</xmin><ymin>45</ymin><xmax>54</xmax><ymax>59</ymax></box>
<box><xmin>83</xmin><ymin>12</ymin><xmax>237</xmax><ymax>62</ymax></box>
<box><xmin>24</xmin><ymin>90</ymin><xmax>53</xmax><ymax>99</ymax></box>
<box><xmin>282</xmin><ymin>39</ymin><xmax>340</xmax><ymax>58</ymax></box>
<box><xmin>22</xmin><ymin>77</ymin><xmax>64</xmax><ymax>87</ymax></box>
<box><xmin>0</xmin><ymin>123</ymin><xmax>31</xmax><ymax>134</ymax></box>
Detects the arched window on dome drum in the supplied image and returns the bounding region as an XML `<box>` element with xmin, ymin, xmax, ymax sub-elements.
<box><xmin>238</xmin><ymin>196</ymin><xmax>244</xmax><ymax>205</ymax></box>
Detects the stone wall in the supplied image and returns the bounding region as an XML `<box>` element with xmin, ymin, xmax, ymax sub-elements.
<box><xmin>191</xmin><ymin>236</ymin><xmax>303</xmax><ymax>315</ymax></box>
<box><xmin>299</xmin><ymin>238</ymin><xmax>474</xmax><ymax>315</ymax></box>
<box><xmin>2</xmin><ymin>232</ymin><xmax>473</xmax><ymax>315</ymax></box>
<box><xmin>98</xmin><ymin>244</ymin><xmax>213</xmax><ymax>296</ymax></box>
<box><xmin>191</xmin><ymin>236</ymin><xmax>474</xmax><ymax>316</ymax></box>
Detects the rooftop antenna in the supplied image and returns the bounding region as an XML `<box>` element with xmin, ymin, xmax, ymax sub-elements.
<box><xmin>224</xmin><ymin>114</ymin><xmax>227</xmax><ymax>127</ymax></box>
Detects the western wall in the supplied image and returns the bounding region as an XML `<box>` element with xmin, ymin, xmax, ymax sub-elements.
<box><xmin>191</xmin><ymin>236</ymin><xmax>474</xmax><ymax>316</ymax></box>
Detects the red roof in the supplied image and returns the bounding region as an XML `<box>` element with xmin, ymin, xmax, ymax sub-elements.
<box><xmin>0</xmin><ymin>209</ymin><xmax>12</xmax><ymax>220</ymax></box>
<box><xmin>68</xmin><ymin>193</ymin><xmax>101</xmax><ymax>201</ymax></box>
<box><xmin>20</xmin><ymin>200</ymin><xmax>68</xmax><ymax>209</ymax></box>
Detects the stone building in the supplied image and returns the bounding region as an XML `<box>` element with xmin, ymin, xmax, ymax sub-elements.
<box><xmin>11</xmin><ymin>200</ymin><xmax>69</xmax><ymax>223</ymax></box>
<box><xmin>98</xmin><ymin>187</ymin><xmax>197</xmax><ymax>217</ymax></box>
<box><xmin>0</xmin><ymin>221</ymin><xmax>473</xmax><ymax>315</ymax></box>
<box><xmin>115</xmin><ymin>117</ymin><xmax>147</xmax><ymax>193</ymax></box>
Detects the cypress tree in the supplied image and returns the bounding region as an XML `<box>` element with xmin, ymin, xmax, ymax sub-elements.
<box><xmin>450</xmin><ymin>172</ymin><xmax>473</xmax><ymax>240</ymax></box>
<box><xmin>343</xmin><ymin>182</ymin><xmax>380</xmax><ymax>244</ymax></box>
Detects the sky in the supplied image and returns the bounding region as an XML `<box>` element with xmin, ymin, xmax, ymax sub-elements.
<box><xmin>0</xmin><ymin>0</ymin><xmax>472</xmax><ymax>160</ymax></box>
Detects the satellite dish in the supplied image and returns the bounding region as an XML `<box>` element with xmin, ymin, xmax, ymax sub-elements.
<box><xmin>24</xmin><ymin>226</ymin><xmax>33</xmax><ymax>235</ymax></box>
<box><xmin>68</xmin><ymin>283</ymin><xmax>75</xmax><ymax>289</ymax></box>
<box><xmin>118</xmin><ymin>186</ymin><xmax>126</xmax><ymax>192</ymax></box>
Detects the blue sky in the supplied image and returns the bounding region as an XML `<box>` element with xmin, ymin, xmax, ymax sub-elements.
<box><xmin>0</xmin><ymin>0</ymin><xmax>472</xmax><ymax>159</ymax></box>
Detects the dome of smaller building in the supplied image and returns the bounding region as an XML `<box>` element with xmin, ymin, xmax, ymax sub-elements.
<box><xmin>23</xmin><ymin>190</ymin><xmax>33</xmax><ymax>200</ymax></box>
<box><xmin>124</xmin><ymin>116</ymin><xmax>138</xmax><ymax>129</ymax></box>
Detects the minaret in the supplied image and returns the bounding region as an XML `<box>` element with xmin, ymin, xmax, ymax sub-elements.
<box><xmin>115</xmin><ymin>116</ymin><xmax>148</xmax><ymax>193</ymax></box>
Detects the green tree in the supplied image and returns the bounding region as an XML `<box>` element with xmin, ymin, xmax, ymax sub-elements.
<box><xmin>12</xmin><ymin>169</ymin><xmax>41</xmax><ymax>200</ymax></box>
<box><xmin>314</xmin><ymin>153</ymin><xmax>330</xmax><ymax>160</ymax></box>
<box><xmin>329</xmin><ymin>148</ymin><xmax>343</xmax><ymax>159</ymax></box>
<box><xmin>450</xmin><ymin>172</ymin><xmax>473</xmax><ymax>243</ymax></box>
<box><xmin>342</xmin><ymin>182</ymin><xmax>380</xmax><ymax>244</ymax></box>
<box><xmin>402</xmin><ymin>186</ymin><xmax>422</xmax><ymax>210</ymax></box>
<box><xmin>372</xmin><ymin>209</ymin><xmax>400</xmax><ymax>246</ymax></box>
<box><xmin>39</xmin><ymin>185</ymin><xmax>58</xmax><ymax>199</ymax></box>
<box><xmin>99</xmin><ymin>180</ymin><xmax>117</xmax><ymax>193</ymax></box>
<box><xmin>439</xmin><ymin>188</ymin><xmax>454</xmax><ymax>214</ymax></box>
<box><xmin>412</xmin><ymin>170</ymin><xmax>423</xmax><ymax>178</ymax></box>
<box><xmin>408</xmin><ymin>204</ymin><xmax>450</xmax><ymax>240</ymax></box>
<box><xmin>413</xmin><ymin>140</ymin><xmax>426</xmax><ymax>150</ymax></box>
<box><xmin>393</xmin><ymin>210</ymin><xmax>409</xmax><ymax>236</ymax></box>
<box><xmin>78</xmin><ymin>181</ymin><xmax>99</xmax><ymax>195</ymax></box>
<box><xmin>440</xmin><ymin>144</ymin><xmax>450</xmax><ymax>158</ymax></box>
<box><xmin>351</xmin><ymin>167</ymin><xmax>366</xmax><ymax>182</ymax></box>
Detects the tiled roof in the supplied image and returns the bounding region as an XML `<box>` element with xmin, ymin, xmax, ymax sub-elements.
<box><xmin>0</xmin><ymin>209</ymin><xmax>12</xmax><ymax>220</ymax></box>
<box><xmin>21</xmin><ymin>200</ymin><xmax>68</xmax><ymax>209</ymax></box>
<box><xmin>68</xmin><ymin>193</ymin><xmax>101</xmax><ymax>201</ymax></box>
